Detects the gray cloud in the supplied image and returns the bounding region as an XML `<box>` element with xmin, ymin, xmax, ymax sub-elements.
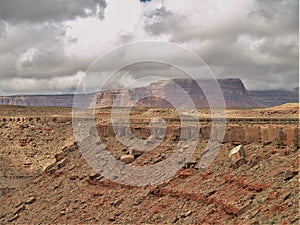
<box><xmin>142</xmin><ymin>0</ymin><xmax>298</xmax><ymax>90</ymax></box>
<box><xmin>0</xmin><ymin>0</ymin><xmax>107</xmax><ymax>23</ymax></box>
<box><xmin>144</xmin><ymin>7</ymin><xmax>185</xmax><ymax>36</ymax></box>
<box><xmin>0</xmin><ymin>0</ymin><xmax>298</xmax><ymax>95</ymax></box>
<box><xmin>0</xmin><ymin>0</ymin><xmax>108</xmax><ymax>94</ymax></box>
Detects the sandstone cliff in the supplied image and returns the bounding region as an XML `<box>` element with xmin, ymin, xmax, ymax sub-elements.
<box><xmin>0</xmin><ymin>78</ymin><xmax>298</xmax><ymax>108</ymax></box>
<box><xmin>93</xmin><ymin>78</ymin><xmax>261</xmax><ymax>108</ymax></box>
<box><xmin>0</xmin><ymin>95</ymin><xmax>74</xmax><ymax>107</ymax></box>
<box><xmin>0</xmin><ymin>94</ymin><xmax>93</xmax><ymax>108</ymax></box>
<box><xmin>249</xmin><ymin>89</ymin><xmax>299</xmax><ymax>107</ymax></box>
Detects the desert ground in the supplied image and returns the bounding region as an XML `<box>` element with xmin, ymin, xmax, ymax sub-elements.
<box><xmin>0</xmin><ymin>103</ymin><xmax>299</xmax><ymax>224</ymax></box>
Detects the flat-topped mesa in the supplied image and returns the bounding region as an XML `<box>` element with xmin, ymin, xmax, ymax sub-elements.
<box><xmin>93</xmin><ymin>78</ymin><xmax>260</xmax><ymax>108</ymax></box>
<box><xmin>0</xmin><ymin>78</ymin><xmax>298</xmax><ymax>108</ymax></box>
<box><xmin>0</xmin><ymin>95</ymin><xmax>74</xmax><ymax>107</ymax></box>
<box><xmin>218</xmin><ymin>78</ymin><xmax>248</xmax><ymax>96</ymax></box>
<box><xmin>249</xmin><ymin>89</ymin><xmax>299</xmax><ymax>107</ymax></box>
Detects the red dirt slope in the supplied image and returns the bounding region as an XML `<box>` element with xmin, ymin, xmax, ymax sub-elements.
<box><xmin>0</xmin><ymin>142</ymin><xmax>298</xmax><ymax>224</ymax></box>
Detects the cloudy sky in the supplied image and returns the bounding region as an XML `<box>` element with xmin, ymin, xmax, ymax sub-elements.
<box><xmin>0</xmin><ymin>0</ymin><xmax>298</xmax><ymax>95</ymax></box>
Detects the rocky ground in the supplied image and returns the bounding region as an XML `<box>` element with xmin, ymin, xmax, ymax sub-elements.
<box><xmin>0</xmin><ymin>104</ymin><xmax>299</xmax><ymax>224</ymax></box>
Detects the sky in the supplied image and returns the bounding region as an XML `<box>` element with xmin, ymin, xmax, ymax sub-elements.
<box><xmin>0</xmin><ymin>0</ymin><xmax>298</xmax><ymax>95</ymax></box>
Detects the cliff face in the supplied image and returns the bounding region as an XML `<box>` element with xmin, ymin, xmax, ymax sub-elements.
<box><xmin>0</xmin><ymin>79</ymin><xmax>298</xmax><ymax>108</ymax></box>
<box><xmin>93</xmin><ymin>78</ymin><xmax>261</xmax><ymax>108</ymax></box>
<box><xmin>0</xmin><ymin>95</ymin><xmax>74</xmax><ymax>107</ymax></box>
<box><xmin>0</xmin><ymin>94</ymin><xmax>93</xmax><ymax>108</ymax></box>
<box><xmin>249</xmin><ymin>90</ymin><xmax>299</xmax><ymax>107</ymax></box>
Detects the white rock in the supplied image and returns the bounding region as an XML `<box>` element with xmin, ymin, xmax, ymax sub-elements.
<box><xmin>229</xmin><ymin>145</ymin><xmax>246</xmax><ymax>169</ymax></box>
<box><xmin>120</xmin><ymin>155</ymin><xmax>134</xmax><ymax>164</ymax></box>
<box><xmin>229</xmin><ymin>145</ymin><xmax>246</xmax><ymax>162</ymax></box>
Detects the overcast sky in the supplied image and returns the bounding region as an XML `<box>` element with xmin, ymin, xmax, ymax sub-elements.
<box><xmin>0</xmin><ymin>0</ymin><xmax>298</xmax><ymax>95</ymax></box>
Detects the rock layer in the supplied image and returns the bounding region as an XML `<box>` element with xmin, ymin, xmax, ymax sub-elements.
<box><xmin>92</xmin><ymin>78</ymin><xmax>261</xmax><ymax>108</ymax></box>
<box><xmin>1</xmin><ymin>78</ymin><xmax>298</xmax><ymax>108</ymax></box>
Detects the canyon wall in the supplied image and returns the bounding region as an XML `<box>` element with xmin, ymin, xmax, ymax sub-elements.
<box><xmin>96</xmin><ymin>123</ymin><xmax>299</xmax><ymax>147</ymax></box>
<box><xmin>0</xmin><ymin>95</ymin><xmax>74</xmax><ymax>107</ymax></box>
<box><xmin>249</xmin><ymin>89</ymin><xmax>299</xmax><ymax>107</ymax></box>
<box><xmin>0</xmin><ymin>79</ymin><xmax>298</xmax><ymax>108</ymax></box>
<box><xmin>93</xmin><ymin>78</ymin><xmax>261</xmax><ymax>108</ymax></box>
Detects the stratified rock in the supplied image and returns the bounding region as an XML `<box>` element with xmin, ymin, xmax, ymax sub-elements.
<box><xmin>0</xmin><ymin>79</ymin><xmax>298</xmax><ymax>108</ymax></box>
<box><xmin>92</xmin><ymin>78</ymin><xmax>261</xmax><ymax>109</ymax></box>
<box><xmin>120</xmin><ymin>155</ymin><xmax>134</xmax><ymax>164</ymax></box>
<box><xmin>249</xmin><ymin>89</ymin><xmax>298</xmax><ymax>107</ymax></box>
<box><xmin>0</xmin><ymin>94</ymin><xmax>94</xmax><ymax>108</ymax></box>
<box><xmin>229</xmin><ymin>145</ymin><xmax>246</xmax><ymax>169</ymax></box>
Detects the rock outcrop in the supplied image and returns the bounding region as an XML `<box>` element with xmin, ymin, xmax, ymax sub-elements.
<box><xmin>249</xmin><ymin>89</ymin><xmax>299</xmax><ymax>107</ymax></box>
<box><xmin>0</xmin><ymin>95</ymin><xmax>74</xmax><ymax>107</ymax></box>
<box><xmin>0</xmin><ymin>94</ymin><xmax>93</xmax><ymax>108</ymax></box>
<box><xmin>93</xmin><ymin>78</ymin><xmax>261</xmax><ymax>108</ymax></box>
<box><xmin>0</xmin><ymin>79</ymin><xmax>298</xmax><ymax>108</ymax></box>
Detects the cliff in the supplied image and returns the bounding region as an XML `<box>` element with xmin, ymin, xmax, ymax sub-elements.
<box><xmin>0</xmin><ymin>79</ymin><xmax>298</xmax><ymax>108</ymax></box>
<box><xmin>0</xmin><ymin>95</ymin><xmax>74</xmax><ymax>107</ymax></box>
<box><xmin>93</xmin><ymin>78</ymin><xmax>261</xmax><ymax>108</ymax></box>
<box><xmin>249</xmin><ymin>90</ymin><xmax>299</xmax><ymax>107</ymax></box>
<box><xmin>0</xmin><ymin>94</ymin><xmax>93</xmax><ymax>108</ymax></box>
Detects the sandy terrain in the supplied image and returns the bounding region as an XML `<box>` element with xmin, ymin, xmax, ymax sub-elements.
<box><xmin>0</xmin><ymin>104</ymin><xmax>298</xmax><ymax>224</ymax></box>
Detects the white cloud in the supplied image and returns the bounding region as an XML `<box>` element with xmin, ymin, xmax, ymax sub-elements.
<box><xmin>0</xmin><ymin>0</ymin><xmax>298</xmax><ymax>94</ymax></box>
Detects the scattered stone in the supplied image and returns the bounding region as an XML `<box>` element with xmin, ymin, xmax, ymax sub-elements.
<box><xmin>57</xmin><ymin>158</ymin><xmax>68</xmax><ymax>169</ymax></box>
<box><xmin>8</xmin><ymin>214</ymin><xmax>19</xmax><ymax>222</ymax></box>
<box><xmin>90</xmin><ymin>189</ymin><xmax>106</xmax><ymax>197</ymax></box>
<box><xmin>184</xmin><ymin>160</ymin><xmax>197</xmax><ymax>169</ymax></box>
<box><xmin>248</xmin><ymin>155</ymin><xmax>262</xmax><ymax>167</ymax></box>
<box><xmin>251</xmin><ymin>221</ymin><xmax>260</xmax><ymax>225</ymax></box>
<box><xmin>282</xmin><ymin>191</ymin><xmax>291</xmax><ymax>201</ymax></box>
<box><xmin>237</xmin><ymin>202</ymin><xmax>252</xmax><ymax>216</ymax></box>
<box><xmin>205</xmin><ymin>189</ymin><xmax>217</xmax><ymax>198</ymax></box>
<box><xmin>153</xmin><ymin>154</ymin><xmax>165</xmax><ymax>163</ymax></box>
<box><xmin>108</xmin><ymin>216</ymin><xmax>116</xmax><ymax>221</ymax></box>
<box><xmin>229</xmin><ymin>145</ymin><xmax>247</xmax><ymax>169</ymax></box>
<box><xmin>147</xmin><ymin>135</ymin><xmax>157</xmax><ymax>143</ymax></box>
<box><xmin>133</xmin><ymin>197</ymin><xmax>142</xmax><ymax>205</ymax></box>
<box><xmin>25</xmin><ymin>197</ymin><xmax>36</xmax><ymax>204</ymax></box>
<box><xmin>181</xmin><ymin>210</ymin><xmax>192</xmax><ymax>218</ymax></box>
<box><xmin>13</xmin><ymin>205</ymin><xmax>25</xmax><ymax>215</ymax></box>
<box><xmin>0</xmin><ymin>213</ymin><xmax>6</xmax><ymax>219</ymax></box>
<box><xmin>111</xmin><ymin>198</ymin><xmax>123</xmax><ymax>207</ymax></box>
<box><xmin>89</xmin><ymin>171</ymin><xmax>103</xmax><ymax>180</ymax></box>
<box><xmin>182</xmin><ymin>144</ymin><xmax>190</xmax><ymax>150</ymax></box>
<box><xmin>129</xmin><ymin>149</ymin><xmax>144</xmax><ymax>157</ymax></box>
<box><xmin>120</xmin><ymin>155</ymin><xmax>134</xmax><ymax>164</ymax></box>
<box><xmin>284</xmin><ymin>170</ymin><xmax>297</xmax><ymax>181</ymax></box>
<box><xmin>229</xmin><ymin>145</ymin><xmax>246</xmax><ymax>161</ymax></box>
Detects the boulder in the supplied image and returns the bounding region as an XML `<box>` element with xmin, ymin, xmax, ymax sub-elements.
<box><xmin>229</xmin><ymin>145</ymin><xmax>246</xmax><ymax>169</ymax></box>
<box><xmin>120</xmin><ymin>155</ymin><xmax>134</xmax><ymax>164</ymax></box>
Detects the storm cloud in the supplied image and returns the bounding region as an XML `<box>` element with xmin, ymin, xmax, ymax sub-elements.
<box><xmin>0</xmin><ymin>0</ymin><xmax>298</xmax><ymax>95</ymax></box>
<box><xmin>0</xmin><ymin>0</ymin><xmax>107</xmax><ymax>23</ymax></box>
